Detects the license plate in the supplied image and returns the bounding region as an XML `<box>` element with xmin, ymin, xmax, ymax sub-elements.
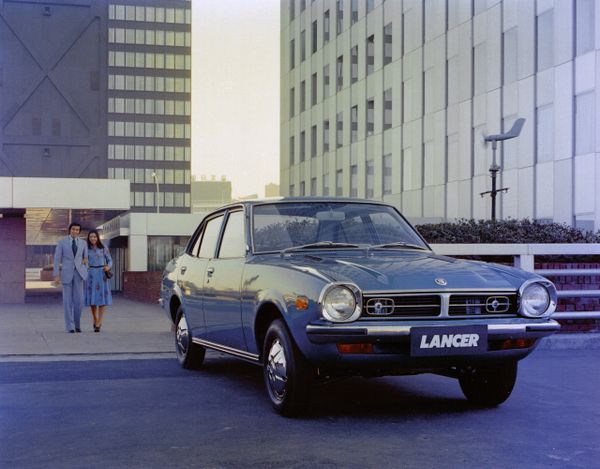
<box><xmin>410</xmin><ymin>325</ymin><xmax>488</xmax><ymax>357</ymax></box>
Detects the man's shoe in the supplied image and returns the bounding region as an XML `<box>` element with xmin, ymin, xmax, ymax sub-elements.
<box><xmin>68</xmin><ymin>330</ymin><xmax>75</xmax><ymax>333</ymax></box>
<box><xmin>75</xmin><ymin>328</ymin><xmax>81</xmax><ymax>333</ymax></box>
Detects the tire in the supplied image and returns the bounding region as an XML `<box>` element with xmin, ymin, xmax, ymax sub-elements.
<box><xmin>263</xmin><ymin>319</ymin><xmax>312</xmax><ymax>417</ymax></box>
<box><xmin>175</xmin><ymin>306</ymin><xmax>205</xmax><ymax>369</ymax></box>
<box><xmin>459</xmin><ymin>361</ymin><xmax>518</xmax><ymax>407</ymax></box>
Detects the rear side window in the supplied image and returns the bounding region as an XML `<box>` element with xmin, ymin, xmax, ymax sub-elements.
<box><xmin>198</xmin><ymin>215</ymin><xmax>224</xmax><ymax>258</ymax></box>
<box><xmin>218</xmin><ymin>211</ymin><xmax>246</xmax><ymax>258</ymax></box>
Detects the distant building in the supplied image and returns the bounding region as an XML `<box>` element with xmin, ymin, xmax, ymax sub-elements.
<box><xmin>191</xmin><ymin>176</ymin><xmax>232</xmax><ymax>212</ymax></box>
<box><xmin>265</xmin><ymin>183</ymin><xmax>280</xmax><ymax>198</ymax></box>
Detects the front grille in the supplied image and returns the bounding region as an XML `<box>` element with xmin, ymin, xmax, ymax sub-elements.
<box><xmin>361</xmin><ymin>292</ymin><xmax>518</xmax><ymax>319</ymax></box>
<box><xmin>363</xmin><ymin>295</ymin><xmax>441</xmax><ymax>318</ymax></box>
<box><xmin>448</xmin><ymin>294</ymin><xmax>518</xmax><ymax>316</ymax></box>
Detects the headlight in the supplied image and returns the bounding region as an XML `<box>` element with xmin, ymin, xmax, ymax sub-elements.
<box><xmin>519</xmin><ymin>281</ymin><xmax>556</xmax><ymax>318</ymax></box>
<box><xmin>320</xmin><ymin>284</ymin><xmax>362</xmax><ymax>322</ymax></box>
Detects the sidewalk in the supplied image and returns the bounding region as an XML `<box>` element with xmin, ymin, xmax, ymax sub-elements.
<box><xmin>0</xmin><ymin>290</ymin><xmax>174</xmax><ymax>362</ymax></box>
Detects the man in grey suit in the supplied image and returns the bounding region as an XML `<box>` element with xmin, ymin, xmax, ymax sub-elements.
<box><xmin>53</xmin><ymin>222</ymin><xmax>88</xmax><ymax>333</ymax></box>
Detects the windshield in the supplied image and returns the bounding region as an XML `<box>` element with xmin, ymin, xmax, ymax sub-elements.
<box><xmin>252</xmin><ymin>202</ymin><xmax>428</xmax><ymax>253</ymax></box>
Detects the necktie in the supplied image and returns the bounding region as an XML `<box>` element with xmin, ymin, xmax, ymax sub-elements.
<box><xmin>72</xmin><ymin>238</ymin><xmax>77</xmax><ymax>256</ymax></box>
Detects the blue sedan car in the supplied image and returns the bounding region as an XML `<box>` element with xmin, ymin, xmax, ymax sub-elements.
<box><xmin>160</xmin><ymin>198</ymin><xmax>560</xmax><ymax>416</ymax></box>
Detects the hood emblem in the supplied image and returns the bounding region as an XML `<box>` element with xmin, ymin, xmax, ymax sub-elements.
<box><xmin>435</xmin><ymin>278</ymin><xmax>447</xmax><ymax>286</ymax></box>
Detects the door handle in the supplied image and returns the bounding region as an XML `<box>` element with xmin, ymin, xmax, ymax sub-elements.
<box><xmin>180</xmin><ymin>266</ymin><xmax>187</xmax><ymax>274</ymax></box>
<box><xmin>206</xmin><ymin>267</ymin><xmax>215</xmax><ymax>277</ymax></box>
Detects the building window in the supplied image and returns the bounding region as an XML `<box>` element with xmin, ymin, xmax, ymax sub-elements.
<box><xmin>503</xmin><ymin>27</ymin><xmax>518</xmax><ymax>85</ymax></box>
<box><xmin>323</xmin><ymin>119</ymin><xmax>330</xmax><ymax>152</ymax></box>
<box><xmin>300</xmin><ymin>181</ymin><xmax>305</xmax><ymax>196</ymax></box>
<box><xmin>300</xmin><ymin>0</ymin><xmax>306</xmax><ymax>12</ymax></box>
<box><xmin>290</xmin><ymin>39</ymin><xmax>295</xmax><ymax>70</ymax></box>
<box><xmin>383</xmin><ymin>88</ymin><xmax>392</xmax><ymax>130</ymax></box>
<box><xmin>351</xmin><ymin>105</ymin><xmax>358</xmax><ymax>143</ymax></box>
<box><xmin>300</xmin><ymin>130</ymin><xmax>306</xmax><ymax>161</ymax></box>
<box><xmin>350</xmin><ymin>165</ymin><xmax>358</xmax><ymax>197</ymax></box>
<box><xmin>575</xmin><ymin>92</ymin><xmax>595</xmax><ymax>155</ymax></box>
<box><xmin>311</xmin><ymin>125</ymin><xmax>317</xmax><ymax>158</ymax></box>
<box><xmin>537</xmin><ymin>9</ymin><xmax>554</xmax><ymax>71</ymax></box>
<box><xmin>336</xmin><ymin>169</ymin><xmax>343</xmax><ymax>196</ymax></box>
<box><xmin>311</xmin><ymin>177</ymin><xmax>317</xmax><ymax>196</ymax></box>
<box><xmin>290</xmin><ymin>135</ymin><xmax>295</xmax><ymax>165</ymax></box>
<box><xmin>290</xmin><ymin>0</ymin><xmax>295</xmax><ymax>21</ymax></box>
<box><xmin>300</xmin><ymin>80</ymin><xmax>306</xmax><ymax>112</ymax></box>
<box><xmin>311</xmin><ymin>72</ymin><xmax>318</xmax><ymax>105</ymax></box>
<box><xmin>312</xmin><ymin>20</ymin><xmax>318</xmax><ymax>54</ymax></box>
<box><xmin>576</xmin><ymin>0</ymin><xmax>595</xmax><ymax>56</ymax></box>
<box><xmin>351</xmin><ymin>0</ymin><xmax>358</xmax><ymax>25</ymax></box>
<box><xmin>474</xmin><ymin>42</ymin><xmax>486</xmax><ymax>96</ymax></box>
<box><xmin>301</xmin><ymin>30</ymin><xmax>306</xmax><ymax>61</ymax></box>
<box><xmin>290</xmin><ymin>184</ymin><xmax>295</xmax><ymax>196</ymax></box>
<box><xmin>536</xmin><ymin>104</ymin><xmax>554</xmax><ymax>163</ymax></box>
<box><xmin>323</xmin><ymin>64</ymin><xmax>330</xmax><ymax>98</ymax></box>
<box><xmin>366</xmin><ymin>98</ymin><xmax>374</xmax><ymax>136</ymax></box>
<box><xmin>367</xmin><ymin>0</ymin><xmax>374</xmax><ymax>14</ymax></box>
<box><xmin>337</xmin><ymin>55</ymin><xmax>344</xmax><ymax>91</ymax></box>
<box><xmin>366</xmin><ymin>160</ymin><xmax>374</xmax><ymax>198</ymax></box>
<box><xmin>351</xmin><ymin>46</ymin><xmax>358</xmax><ymax>83</ymax></box>
<box><xmin>366</xmin><ymin>35</ymin><xmax>374</xmax><ymax>75</ymax></box>
<box><xmin>383</xmin><ymin>154</ymin><xmax>392</xmax><ymax>195</ymax></box>
<box><xmin>336</xmin><ymin>112</ymin><xmax>343</xmax><ymax>148</ymax></box>
<box><xmin>384</xmin><ymin>23</ymin><xmax>392</xmax><ymax>66</ymax></box>
<box><xmin>337</xmin><ymin>0</ymin><xmax>343</xmax><ymax>35</ymax></box>
<box><xmin>290</xmin><ymin>87</ymin><xmax>295</xmax><ymax>117</ymax></box>
<box><xmin>323</xmin><ymin>173</ymin><xmax>329</xmax><ymax>196</ymax></box>
<box><xmin>324</xmin><ymin>10</ymin><xmax>330</xmax><ymax>44</ymax></box>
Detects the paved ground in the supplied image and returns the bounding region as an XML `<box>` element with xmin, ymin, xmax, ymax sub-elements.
<box><xmin>0</xmin><ymin>289</ymin><xmax>174</xmax><ymax>361</ymax></box>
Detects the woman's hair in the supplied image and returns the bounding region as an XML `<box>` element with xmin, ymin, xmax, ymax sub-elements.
<box><xmin>87</xmin><ymin>230</ymin><xmax>105</xmax><ymax>249</ymax></box>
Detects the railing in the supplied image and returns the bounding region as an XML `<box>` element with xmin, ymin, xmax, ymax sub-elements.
<box><xmin>431</xmin><ymin>243</ymin><xmax>600</xmax><ymax>321</ymax></box>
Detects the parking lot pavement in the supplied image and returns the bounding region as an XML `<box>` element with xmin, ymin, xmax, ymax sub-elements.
<box><xmin>0</xmin><ymin>292</ymin><xmax>174</xmax><ymax>361</ymax></box>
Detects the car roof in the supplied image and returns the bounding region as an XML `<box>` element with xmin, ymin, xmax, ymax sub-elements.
<box><xmin>217</xmin><ymin>197</ymin><xmax>392</xmax><ymax>211</ymax></box>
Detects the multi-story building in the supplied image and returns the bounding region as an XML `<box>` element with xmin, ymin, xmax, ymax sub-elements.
<box><xmin>280</xmin><ymin>0</ymin><xmax>600</xmax><ymax>230</ymax></box>
<box><xmin>0</xmin><ymin>0</ymin><xmax>191</xmax><ymax>214</ymax></box>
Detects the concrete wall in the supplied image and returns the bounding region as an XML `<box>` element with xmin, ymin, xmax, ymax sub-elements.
<box><xmin>0</xmin><ymin>213</ymin><xmax>26</xmax><ymax>303</ymax></box>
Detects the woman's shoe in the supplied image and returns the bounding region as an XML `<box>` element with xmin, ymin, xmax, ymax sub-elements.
<box><xmin>94</xmin><ymin>326</ymin><xmax>100</xmax><ymax>332</ymax></box>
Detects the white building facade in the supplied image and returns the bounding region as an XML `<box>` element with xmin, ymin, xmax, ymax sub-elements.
<box><xmin>280</xmin><ymin>0</ymin><xmax>600</xmax><ymax>230</ymax></box>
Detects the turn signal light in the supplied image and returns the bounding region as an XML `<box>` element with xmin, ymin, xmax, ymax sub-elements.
<box><xmin>499</xmin><ymin>339</ymin><xmax>536</xmax><ymax>350</ymax></box>
<box><xmin>295</xmin><ymin>296</ymin><xmax>309</xmax><ymax>310</ymax></box>
<box><xmin>337</xmin><ymin>343</ymin><xmax>374</xmax><ymax>354</ymax></box>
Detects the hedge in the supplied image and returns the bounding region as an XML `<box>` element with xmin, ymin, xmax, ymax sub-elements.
<box><xmin>415</xmin><ymin>219</ymin><xmax>600</xmax><ymax>244</ymax></box>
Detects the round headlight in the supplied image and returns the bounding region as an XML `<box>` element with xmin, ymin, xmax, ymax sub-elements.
<box><xmin>520</xmin><ymin>283</ymin><xmax>550</xmax><ymax>317</ymax></box>
<box><xmin>321</xmin><ymin>285</ymin><xmax>361</xmax><ymax>322</ymax></box>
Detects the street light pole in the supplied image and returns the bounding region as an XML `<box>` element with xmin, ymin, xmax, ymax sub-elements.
<box><xmin>151</xmin><ymin>171</ymin><xmax>160</xmax><ymax>214</ymax></box>
<box><xmin>481</xmin><ymin>118</ymin><xmax>526</xmax><ymax>221</ymax></box>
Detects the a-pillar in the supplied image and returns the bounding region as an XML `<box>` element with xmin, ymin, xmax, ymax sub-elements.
<box><xmin>0</xmin><ymin>209</ymin><xmax>26</xmax><ymax>303</ymax></box>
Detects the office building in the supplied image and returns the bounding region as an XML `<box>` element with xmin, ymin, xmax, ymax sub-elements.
<box><xmin>280</xmin><ymin>0</ymin><xmax>600</xmax><ymax>229</ymax></box>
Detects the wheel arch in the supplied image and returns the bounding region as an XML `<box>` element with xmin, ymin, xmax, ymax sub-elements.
<box><xmin>169</xmin><ymin>295</ymin><xmax>182</xmax><ymax>323</ymax></box>
<box><xmin>254</xmin><ymin>301</ymin><xmax>285</xmax><ymax>360</ymax></box>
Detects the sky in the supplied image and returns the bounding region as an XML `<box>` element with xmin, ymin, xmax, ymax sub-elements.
<box><xmin>191</xmin><ymin>0</ymin><xmax>280</xmax><ymax>198</ymax></box>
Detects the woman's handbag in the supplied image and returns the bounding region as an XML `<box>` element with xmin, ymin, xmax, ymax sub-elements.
<box><xmin>104</xmin><ymin>249</ymin><xmax>113</xmax><ymax>279</ymax></box>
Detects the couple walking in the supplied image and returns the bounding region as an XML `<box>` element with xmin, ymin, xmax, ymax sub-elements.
<box><xmin>53</xmin><ymin>222</ymin><xmax>113</xmax><ymax>333</ymax></box>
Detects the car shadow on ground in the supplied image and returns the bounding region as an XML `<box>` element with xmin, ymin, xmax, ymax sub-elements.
<box><xmin>194</xmin><ymin>352</ymin><xmax>478</xmax><ymax>419</ymax></box>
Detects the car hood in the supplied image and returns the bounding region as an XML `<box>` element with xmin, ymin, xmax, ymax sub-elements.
<box><xmin>258</xmin><ymin>251</ymin><xmax>531</xmax><ymax>292</ymax></box>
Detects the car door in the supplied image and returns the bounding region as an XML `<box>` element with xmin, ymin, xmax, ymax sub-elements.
<box><xmin>202</xmin><ymin>209</ymin><xmax>248</xmax><ymax>350</ymax></box>
<box><xmin>179</xmin><ymin>213</ymin><xmax>225</xmax><ymax>338</ymax></box>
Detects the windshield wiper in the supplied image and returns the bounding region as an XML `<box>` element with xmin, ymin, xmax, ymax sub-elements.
<box><xmin>369</xmin><ymin>242</ymin><xmax>429</xmax><ymax>251</ymax></box>
<box><xmin>281</xmin><ymin>241</ymin><xmax>360</xmax><ymax>255</ymax></box>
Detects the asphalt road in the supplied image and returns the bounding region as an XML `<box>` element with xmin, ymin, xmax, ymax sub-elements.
<box><xmin>1</xmin><ymin>349</ymin><xmax>599</xmax><ymax>469</ymax></box>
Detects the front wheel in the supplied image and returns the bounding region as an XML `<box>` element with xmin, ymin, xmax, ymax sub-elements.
<box><xmin>175</xmin><ymin>307</ymin><xmax>205</xmax><ymax>369</ymax></box>
<box><xmin>458</xmin><ymin>361</ymin><xmax>518</xmax><ymax>407</ymax></box>
<box><xmin>263</xmin><ymin>319</ymin><xmax>312</xmax><ymax>417</ymax></box>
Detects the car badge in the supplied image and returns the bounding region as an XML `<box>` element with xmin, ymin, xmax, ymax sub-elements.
<box><xmin>490</xmin><ymin>299</ymin><xmax>500</xmax><ymax>311</ymax></box>
<box><xmin>374</xmin><ymin>302</ymin><xmax>383</xmax><ymax>314</ymax></box>
<box><xmin>435</xmin><ymin>278</ymin><xmax>447</xmax><ymax>286</ymax></box>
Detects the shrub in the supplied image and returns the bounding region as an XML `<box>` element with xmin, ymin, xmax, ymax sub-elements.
<box><xmin>415</xmin><ymin>219</ymin><xmax>600</xmax><ymax>244</ymax></box>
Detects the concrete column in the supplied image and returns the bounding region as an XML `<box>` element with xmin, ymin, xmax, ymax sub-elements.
<box><xmin>128</xmin><ymin>234</ymin><xmax>148</xmax><ymax>271</ymax></box>
<box><xmin>0</xmin><ymin>211</ymin><xmax>26</xmax><ymax>304</ymax></box>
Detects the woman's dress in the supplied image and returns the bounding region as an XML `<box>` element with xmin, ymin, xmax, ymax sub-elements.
<box><xmin>84</xmin><ymin>247</ymin><xmax>113</xmax><ymax>306</ymax></box>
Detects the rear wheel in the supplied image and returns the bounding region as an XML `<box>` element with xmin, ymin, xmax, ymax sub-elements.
<box><xmin>263</xmin><ymin>319</ymin><xmax>312</xmax><ymax>417</ymax></box>
<box><xmin>175</xmin><ymin>307</ymin><xmax>205</xmax><ymax>369</ymax></box>
<box><xmin>459</xmin><ymin>361</ymin><xmax>518</xmax><ymax>407</ymax></box>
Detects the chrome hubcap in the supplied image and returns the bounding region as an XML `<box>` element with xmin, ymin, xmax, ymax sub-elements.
<box><xmin>266</xmin><ymin>339</ymin><xmax>287</xmax><ymax>398</ymax></box>
<box><xmin>176</xmin><ymin>315</ymin><xmax>189</xmax><ymax>356</ymax></box>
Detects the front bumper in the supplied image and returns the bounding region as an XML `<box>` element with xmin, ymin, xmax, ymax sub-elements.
<box><xmin>300</xmin><ymin>318</ymin><xmax>560</xmax><ymax>372</ymax></box>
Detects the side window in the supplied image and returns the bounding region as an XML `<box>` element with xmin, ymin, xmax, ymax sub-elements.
<box><xmin>198</xmin><ymin>215</ymin><xmax>224</xmax><ymax>258</ymax></box>
<box><xmin>218</xmin><ymin>211</ymin><xmax>246</xmax><ymax>258</ymax></box>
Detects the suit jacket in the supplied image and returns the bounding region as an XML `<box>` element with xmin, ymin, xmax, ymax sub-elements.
<box><xmin>53</xmin><ymin>236</ymin><xmax>89</xmax><ymax>283</ymax></box>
